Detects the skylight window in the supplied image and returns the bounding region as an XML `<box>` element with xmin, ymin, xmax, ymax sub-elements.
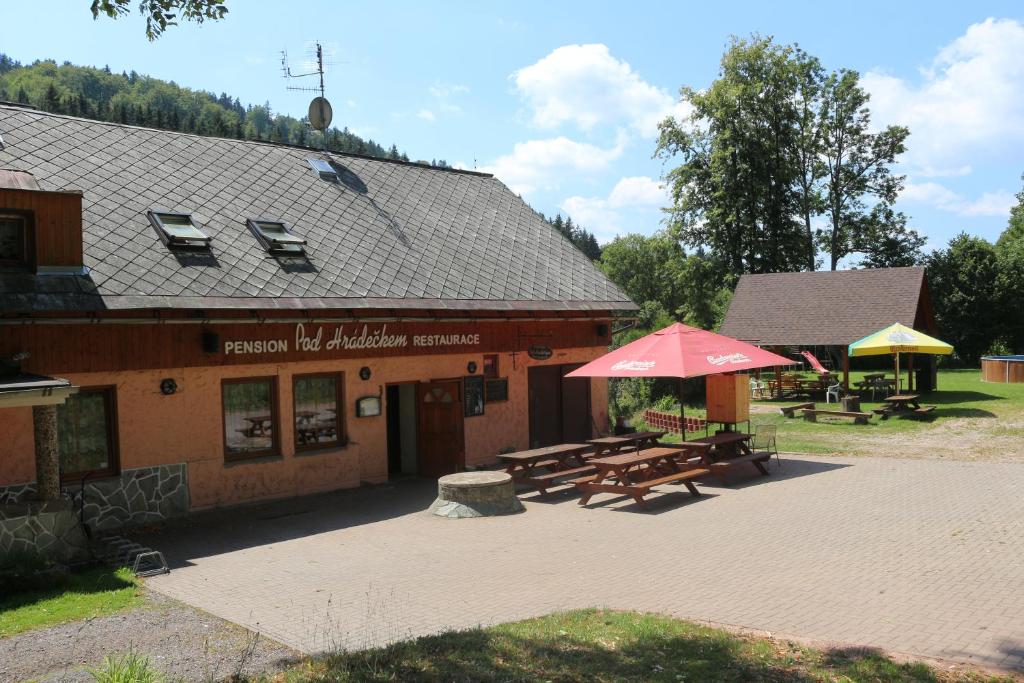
<box><xmin>247</xmin><ymin>218</ymin><xmax>306</xmax><ymax>255</ymax></box>
<box><xmin>147</xmin><ymin>211</ymin><xmax>211</xmax><ymax>248</ymax></box>
<box><xmin>307</xmin><ymin>157</ymin><xmax>337</xmax><ymax>181</ymax></box>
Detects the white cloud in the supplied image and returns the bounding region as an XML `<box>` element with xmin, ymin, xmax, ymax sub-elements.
<box><xmin>559</xmin><ymin>176</ymin><xmax>668</xmax><ymax>241</ymax></box>
<box><xmin>901</xmin><ymin>182</ymin><xmax>962</xmax><ymax>210</ymax></box>
<box><xmin>416</xmin><ymin>109</ymin><xmax>436</xmax><ymax>122</ymax></box>
<box><xmin>901</xmin><ymin>182</ymin><xmax>1015</xmax><ymax>217</ymax></box>
<box><xmin>607</xmin><ymin>176</ymin><xmax>668</xmax><ymax>207</ymax></box>
<box><xmin>959</xmin><ymin>191</ymin><xmax>1017</xmax><ymax>217</ymax></box>
<box><xmin>863</xmin><ymin>18</ymin><xmax>1024</xmax><ymax>172</ymax></box>
<box><xmin>428</xmin><ymin>83</ymin><xmax>470</xmax><ymax>98</ymax></box>
<box><xmin>512</xmin><ymin>44</ymin><xmax>691</xmax><ymax>137</ymax></box>
<box><xmin>482</xmin><ymin>135</ymin><xmax>627</xmax><ymax>195</ymax></box>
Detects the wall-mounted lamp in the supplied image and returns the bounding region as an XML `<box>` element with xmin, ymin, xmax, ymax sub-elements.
<box><xmin>467</xmin><ymin>361</ymin><xmax>478</xmax><ymax>374</ymax></box>
<box><xmin>359</xmin><ymin>366</ymin><xmax>371</xmax><ymax>381</ymax></box>
<box><xmin>160</xmin><ymin>378</ymin><xmax>178</xmax><ymax>395</ymax></box>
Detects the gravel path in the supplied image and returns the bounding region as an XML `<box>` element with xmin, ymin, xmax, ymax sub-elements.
<box><xmin>0</xmin><ymin>591</ymin><xmax>298</xmax><ymax>683</ymax></box>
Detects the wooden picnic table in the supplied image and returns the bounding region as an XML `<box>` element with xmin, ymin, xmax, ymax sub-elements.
<box><xmin>498</xmin><ymin>443</ymin><xmax>594</xmax><ymax>493</ymax></box>
<box><xmin>854</xmin><ymin>376</ymin><xmax>897</xmax><ymax>400</ymax></box>
<box><xmin>576</xmin><ymin>446</ymin><xmax>709</xmax><ymax>509</ymax></box>
<box><xmin>296</xmin><ymin>416</ymin><xmax>337</xmax><ymax>445</ymax></box>
<box><xmin>587</xmin><ymin>431</ymin><xmax>667</xmax><ymax>457</ymax></box>
<box><xmin>884</xmin><ymin>393</ymin><xmax>921</xmax><ymax>411</ymax></box>
<box><xmin>678</xmin><ymin>432</ymin><xmax>769</xmax><ymax>477</ymax></box>
<box><xmin>240</xmin><ymin>415</ymin><xmax>273</xmax><ymax>436</ymax></box>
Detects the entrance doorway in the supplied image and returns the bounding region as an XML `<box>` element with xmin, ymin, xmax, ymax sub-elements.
<box><xmin>527</xmin><ymin>364</ymin><xmax>591</xmax><ymax>448</ymax></box>
<box><xmin>386</xmin><ymin>384</ymin><xmax>418</xmax><ymax>476</ymax></box>
<box><xmin>414</xmin><ymin>380</ymin><xmax>465</xmax><ymax>478</ymax></box>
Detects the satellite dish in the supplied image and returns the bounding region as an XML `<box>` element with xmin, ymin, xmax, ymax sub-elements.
<box><xmin>308</xmin><ymin>96</ymin><xmax>333</xmax><ymax>131</ymax></box>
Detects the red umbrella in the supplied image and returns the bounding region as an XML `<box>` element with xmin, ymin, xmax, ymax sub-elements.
<box><xmin>566</xmin><ymin>322</ymin><xmax>796</xmax><ymax>438</ymax></box>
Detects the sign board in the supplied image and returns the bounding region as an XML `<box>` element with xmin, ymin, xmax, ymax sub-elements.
<box><xmin>464</xmin><ymin>376</ymin><xmax>485</xmax><ymax>417</ymax></box>
<box><xmin>222</xmin><ymin>322</ymin><xmax>481</xmax><ymax>358</ymax></box>
<box><xmin>2</xmin><ymin>317</ymin><xmax>609</xmax><ymax>374</ymax></box>
<box><xmin>355</xmin><ymin>395</ymin><xmax>382</xmax><ymax>417</ymax></box>
<box><xmin>485</xmin><ymin>377</ymin><xmax>508</xmax><ymax>402</ymax></box>
<box><xmin>528</xmin><ymin>344</ymin><xmax>553</xmax><ymax>361</ymax></box>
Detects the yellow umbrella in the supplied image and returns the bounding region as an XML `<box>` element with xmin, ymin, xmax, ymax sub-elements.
<box><xmin>848</xmin><ymin>322</ymin><xmax>953</xmax><ymax>392</ymax></box>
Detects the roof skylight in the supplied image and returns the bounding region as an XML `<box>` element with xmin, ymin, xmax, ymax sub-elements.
<box><xmin>247</xmin><ymin>218</ymin><xmax>306</xmax><ymax>255</ymax></box>
<box><xmin>147</xmin><ymin>211</ymin><xmax>211</xmax><ymax>248</ymax></box>
<box><xmin>307</xmin><ymin>157</ymin><xmax>337</xmax><ymax>180</ymax></box>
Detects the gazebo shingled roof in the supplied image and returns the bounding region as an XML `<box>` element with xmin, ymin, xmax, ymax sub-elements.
<box><xmin>719</xmin><ymin>267</ymin><xmax>936</xmax><ymax>347</ymax></box>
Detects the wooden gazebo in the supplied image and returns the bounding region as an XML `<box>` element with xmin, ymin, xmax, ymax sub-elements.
<box><xmin>719</xmin><ymin>267</ymin><xmax>939</xmax><ymax>393</ymax></box>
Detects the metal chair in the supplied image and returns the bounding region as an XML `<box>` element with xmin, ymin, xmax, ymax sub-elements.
<box><xmin>751</xmin><ymin>424</ymin><xmax>780</xmax><ymax>469</ymax></box>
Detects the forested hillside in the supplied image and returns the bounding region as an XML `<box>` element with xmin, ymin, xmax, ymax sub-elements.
<box><xmin>0</xmin><ymin>54</ymin><xmax>431</xmax><ymax>163</ymax></box>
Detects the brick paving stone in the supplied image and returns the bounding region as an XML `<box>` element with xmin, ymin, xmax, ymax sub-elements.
<box><xmin>144</xmin><ymin>455</ymin><xmax>1024</xmax><ymax>672</ymax></box>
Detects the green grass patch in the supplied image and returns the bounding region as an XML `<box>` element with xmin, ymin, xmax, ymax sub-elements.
<box><xmin>0</xmin><ymin>566</ymin><xmax>142</xmax><ymax>638</ymax></box>
<box><xmin>256</xmin><ymin>609</ymin><xmax>1009</xmax><ymax>682</ymax></box>
<box><xmin>634</xmin><ymin>369</ymin><xmax>1024</xmax><ymax>456</ymax></box>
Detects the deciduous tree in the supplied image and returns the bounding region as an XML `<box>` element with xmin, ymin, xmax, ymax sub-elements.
<box><xmin>818</xmin><ymin>70</ymin><xmax>909</xmax><ymax>269</ymax></box>
<box><xmin>926</xmin><ymin>234</ymin><xmax>1002</xmax><ymax>364</ymax></box>
<box><xmin>90</xmin><ymin>0</ymin><xmax>228</xmax><ymax>40</ymax></box>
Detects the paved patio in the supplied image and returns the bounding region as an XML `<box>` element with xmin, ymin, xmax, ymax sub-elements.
<box><xmin>144</xmin><ymin>455</ymin><xmax>1024</xmax><ymax>672</ymax></box>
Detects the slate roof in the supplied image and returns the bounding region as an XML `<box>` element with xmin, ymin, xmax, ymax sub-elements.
<box><xmin>0</xmin><ymin>105</ymin><xmax>634</xmax><ymax>313</ymax></box>
<box><xmin>719</xmin><ymin>267</ymin><xmax>932</xmax><ymax>346</ymax></box>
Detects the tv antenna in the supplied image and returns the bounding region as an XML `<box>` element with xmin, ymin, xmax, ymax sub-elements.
<box><xmin>281</xmin><ymin>41</ymin><xmax>334</xmax><ymax>148</ymax></box>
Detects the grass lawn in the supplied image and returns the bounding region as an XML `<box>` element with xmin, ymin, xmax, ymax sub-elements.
<box><xmin>255</xmin><ymin>609</ymin><xmax>1011</xmax><ymax>682</ymax></box>
<box><xmin>637</xmin><ymin>369</ymin><xmax>1024</xmax><ymax>460</ymax></box>
<box><xmin>0</xmin><ymin>566</ymin><xmax>142</xmax><ymax>638</ymax></box>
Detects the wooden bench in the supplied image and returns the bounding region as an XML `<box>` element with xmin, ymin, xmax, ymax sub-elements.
<box><xmin>528</xmin><ymin>464</ymin><xmax>598</xmax><ymax>494</ymax></box>
<box><xmin>802</xmin><ymin>409</ymin><xmax>872</xmax><ymax>425</ymax></box>
<box><xmin>709</xmin><ymin>452</ymin><xmax>771</xmax><ymax>477</ymax></box>
<box><xmin>780</xmin><ymin>402</ymin><xmax>814</xmax><ymax>417</ymax></box>
<box><xmin>630</xmin><ymin>468</ymin><xmax>710</xmax><ymax>505</ymax></box>
<box><xmin>911</xmin><ymin>406</ymin><xmax>936</xmax><ymax>417</ymax></box>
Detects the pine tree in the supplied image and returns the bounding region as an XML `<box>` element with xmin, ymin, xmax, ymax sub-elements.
<box><xmin>43</xmin><ymin>84</ymin><xmax>61</xmax><ymax>112</ymax></box>
<box><xmin>15</xmin><ymin>86</ymin><xmax>28</xmax><ymax>104</ymax></box>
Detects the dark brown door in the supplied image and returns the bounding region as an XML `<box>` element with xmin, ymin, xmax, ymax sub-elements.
<box><xmin>416</xmin><ymin>381</ymin><xmax>464</xmax><ymax>478</ymax></box>
<box><xmin>528</xmin><ymin>365</ymin><xmax>563</xmax><ymax>448</ymax></box>
<box><xmin>560</xmin><ymin>363</ymin><xmax>591</xmax><ymax>443</ymax></box>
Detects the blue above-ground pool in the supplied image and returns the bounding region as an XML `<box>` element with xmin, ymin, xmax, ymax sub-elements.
<box><xmin>981</xmin><ymin>355</ymin><xmax>1024</xmax><ymax>383</ymax></box>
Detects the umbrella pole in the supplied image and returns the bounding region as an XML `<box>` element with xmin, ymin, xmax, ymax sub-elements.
<box><xmin>895</xmin><ymin>352</ymin><xmax>901</xmax><ymax>393</ymax></box>
<box><xmin>678</xmin><ymin>377</ymin><xmax>686</xmax><ymax>442</ymax></box>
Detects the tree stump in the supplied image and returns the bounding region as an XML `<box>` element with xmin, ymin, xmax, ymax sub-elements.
<box><xmin>841</xmin><ymin>396</ymin><xmax>862</xmax><ymax>413</ymax></box>
<box><xmin>429</xmin><ymin>471</ymin><xmax>524</xmax><ymax>518</ymax></box>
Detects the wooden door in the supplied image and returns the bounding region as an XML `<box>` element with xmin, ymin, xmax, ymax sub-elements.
<box><xmin>528</xmin><ymin>365</ymin><xmax>562</xmax><ymax>448</ymax></box>
<box><xmin>560</xmin><ymin>364</ymin><xmax>591</xmax><ymax>443</ymax></box>
<box><xmin>416</xmin><ymin>381</ymin><xmax>464</xmax><ymax>478</ymax></box>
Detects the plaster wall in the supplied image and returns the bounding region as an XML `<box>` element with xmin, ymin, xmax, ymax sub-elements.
<box><xmin>0</xmin><ymin>346</ymin><xmax>607</xmax><ymax>511</ymax></box>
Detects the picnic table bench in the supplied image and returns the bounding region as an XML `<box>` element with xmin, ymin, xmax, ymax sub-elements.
<box><xmin>238</xmin><ymin>415</ymin><xmax>273</xmax><ymax>437</ymax></box>
<box><xmin>874</xmin><ymin>394</ymin><xmax>935</xmax><ymax>419</ymax></box>
<box><xmin>802</xmin><ymin>408</ymin><xmax>871</xmax><ymax>425</ymax></box>
<box><xmin>497</xmin><ymin>443</ymin><xmax>594</xmax><ymax>493</ymax></box>
<box><xmin>587</xmin><ymin>431</ymin><xmax>666</xmax><ymax>457</ymax></box>
<box><xmin>297</xmin><ymin>418</ymin><xmax>338</xmax><ymax>445</ymax></box>
<box><xmin>780</xmin><ymin>402</ymin><xmax>814</xmax><ymax>417</ymax></box>
<box><xmin>576</xmin><ymin>446</ymin><xmax>707</xmax><ymax>509</ymax></box>
<box><xmin>854</xmin><ymin>376</ymin><xmax>897</xmax><ymax>399</ymax></box>
<box><xmin>678</xmin><ymin>432</ymin><xmax>769</xmax><ymax>476</ymax></box>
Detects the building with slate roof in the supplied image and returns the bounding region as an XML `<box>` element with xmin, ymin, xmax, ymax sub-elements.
<box><xmin>0</xmin><ymin>104</ymin><xmax>635</xmax><ymax>531</ymax></box>
<box><xmin>720</xmin><ymin>266</ymin><xmax>938</xmax><ymax>391</ymax></box>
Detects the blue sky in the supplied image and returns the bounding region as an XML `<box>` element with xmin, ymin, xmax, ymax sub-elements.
<box><xmin>3</xmin><ymin>1</ymin><xmax>1023</xmax><ymax>251</ymax></box>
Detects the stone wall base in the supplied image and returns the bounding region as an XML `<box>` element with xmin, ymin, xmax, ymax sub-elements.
<box><xmin>0</xmin><ymin>499</ymin><xmax>90</xmax><ymax>566</ymax></box>
<box><xmin>0</xmin><ymin>463</ymin><xmax>189</xmax><ymax>533</ymax></box>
